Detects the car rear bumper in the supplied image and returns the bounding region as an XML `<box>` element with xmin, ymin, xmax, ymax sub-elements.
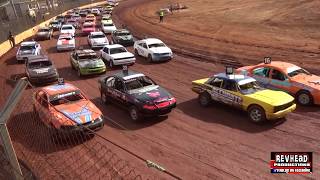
<box><xmin>266</xmin><ymin>104</ymin><xmax>296</xmax><ymax>120</ymax></box>
<box><xmin>29</xmin><ymin>74</ymin><xmax>58</xmax><ymax>84</ymax></box>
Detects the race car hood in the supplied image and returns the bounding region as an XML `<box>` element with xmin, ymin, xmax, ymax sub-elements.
<box><xmin>128</xmin><ymin>85</ymin><xmax>172</xmax><ymax>103</ymax></box>
<box><xmin>149</xmin><ymin>47</ymin><xmax>172</xmax><ymax>54</ymax></box>
<box><xmin>246</xmin><ymin>89</ymin><xmax>294</xmax><ymax>106</ymax></box>
<box><xmin>91</xmin><ymin>38</ymin><xmax>108</xmax><ymax>44</ymax></box>
<box><xmin>27</xmin><ymin>67</ymin><xmax>57</xmax><ymax>77</ymax></box>
<box><xmin>79</xmin><ymin>59</ymin><xmax>105</xmax><ymax>68</ymax></box>
<box><xmin>110</xmin><ymin>52</ymin><xmax>134</xmax><ymax>59</ymax></box>
<box><xmin>55</xmin><ymin>100</ymin><xmax>101</xmax><ymax>125</ymax></box>
<box><xmin>290</xmin><ymin>74</ymin><xmax>320</xmax><ymax>90</ymax></box>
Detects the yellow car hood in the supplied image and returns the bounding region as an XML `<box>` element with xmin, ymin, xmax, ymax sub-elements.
<box><xmin>192</xmin><ymin>78</ymin><xmax>209</xmax><ymax>85</ymax></box>
<box><xmin>246</xmin><ymin>89</ymin><xmax>294</xmax><ymax>106</ymax></box>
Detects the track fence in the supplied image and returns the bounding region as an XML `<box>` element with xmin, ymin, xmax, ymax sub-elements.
<box><xmin>0</xmin><ymin>76</ymin><xmax>143</xmax><ymax>180</ymax></box>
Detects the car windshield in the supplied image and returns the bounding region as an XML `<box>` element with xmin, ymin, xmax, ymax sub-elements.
<box><xmin>28</xmin><ymin>60</ymin><xmax>52</xmax><ymax>69</ymax></box>
<box><xmin>103</xmin><ymin>23</ymin><xmax>114</xmax><ymax>27</ymax></box>
<box><xmin>110</xmin><ymin>47</ymin><xmax>127</xmax><ymax>54</ymax></box>
<box><xmin>78</xmin><ymin>54</ymin><xmax>98</xmax><ymax>61</ymax></box>
<box><xmin>116</xmin><ymin>32</ymin><xmax>130</xmax><ymax>36</ymax></box>
<box><xmin>20</xmin><ymin>45</ymin><xmax>35</xmax><ymax>51</ymax></box>
<box><xmin>125</xmin><ymin>76</ymin><xmax>155</xmax><ymax>91</ymax></box>
<box><xmin>148</xmin><ymin>43</ymin><xmax>165</xmax><ymax>48</ymax></box>
<box><xmin>91</xmin><ymin>34</ymin><xmax>105</xmax><ymax>39</ymax></box>
<box><xmin>84</xmin><ymin>24</ymin><xmax>93</xmax><ymax>28</ymax></box>
<box><xmin>239</xmin><ymin>81</ymin><xmax>264</xmax><ymax>95</ymax></box>
<box><xmin>38</xmin><ymin>29</ymin><xmax>49</xmax><ymax>32</ymax></box>
<box><xmin>50</xmin><ymin>91</ymin><xmax>84</xmax><ymax>106</ymax></box>
<box><xmin>62</xmin><ymin>26</ymin><xmax>73</xmax><ymax>30</ymax></box>
<box><xmin>288</xmin><ymin>68</ymin><xmax>311</xmax><ymax>77</ymax></box>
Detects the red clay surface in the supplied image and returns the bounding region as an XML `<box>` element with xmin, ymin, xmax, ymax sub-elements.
<box><xmin>0</xmin><ymin>0</ymin><xmax>319</xmax><ymax>179</ymax></box>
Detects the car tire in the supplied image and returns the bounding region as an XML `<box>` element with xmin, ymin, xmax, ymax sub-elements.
<box><xmin>129</xmin><ymin>106</ymin><xmax>141</xmax><ymax>122</ymax></box>
<box><xmin>101</xmin><ymin>92</ymin><xmax>109</xmax><ymax>104</ymax></box>
<box><xmin>198</xmin><ymin>92</ymin><xmax>211</xmax><ymax>107</ymax></box>
<box><xmin>296</xmin><ymin>90</ymin><xmax>313</xmax><ymax>106</ymax></box>
<box><xmin>248</xmin><ymin>105</ymin><xmax>266</xmax><ymax>123</ymax></box>
<box><xmin>147</xmin><ymin>54</ymin><xmax>153</xmax><ymax>63</ymax></box>
<box><xmin>77</xmin><ymin>69</ymin><xmax>82</xmax><ymax>77</ymax></box>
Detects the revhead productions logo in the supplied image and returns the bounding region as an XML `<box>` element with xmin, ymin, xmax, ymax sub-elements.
<box><xmin>270</xmin><ymin>152</ymin><xmax>312</xmax><ymax>174</ymax></box>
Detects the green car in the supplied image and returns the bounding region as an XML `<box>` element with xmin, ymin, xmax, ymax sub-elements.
<box><xmin>70</xmin><ymin>49</ymin><xmax>106</xmax><ymax>77</ymax></box>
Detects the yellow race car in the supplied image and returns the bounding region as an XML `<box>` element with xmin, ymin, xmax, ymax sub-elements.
<box><xmin>192</xmin><ymin>70</ymin><xmax>296</xmax><ymax>123</ymax></box>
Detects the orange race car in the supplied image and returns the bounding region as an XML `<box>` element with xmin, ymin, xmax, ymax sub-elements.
<box><xmin>33</xmin><ymin>79</ymin><xmax>104</xmax><ymax>132</ymax></box>
<box><xmin>237</xmin><ymin>58</ymin><xmax>320</xmax><ymax>105</ymax></box>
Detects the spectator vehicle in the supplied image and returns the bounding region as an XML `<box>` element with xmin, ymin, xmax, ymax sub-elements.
<box><xmin>101</xmin><ymin>22</ymin><xmax>116</xmax><ymax>34</ymax></box>
<box><xmin>70</xmin><ymin>49</ymin><xmax>106</xmax><ymax>77</ymax></box>
<box><xmin>49</xmin><ymin>20</ymin><xmax>62</xmax><ymax>31</ymax></box>
<box><xmin>26</xmin><ymin>55</ymin><xmax>59</xmax><ymax>84</ymax></box>
<box><xmin>81</xmin><ymin>22</ymin><xmax>96</xmax><ymax>35</ymax></box>
<box><xmin>111</xmin><ymin>29</ymin><xmax>134</xmax><ymax>46</ymax></box>
<box><xmin>91</xmin><ymin>8</ymin><xmax>100</xmax><ymax>16</ymax></box>
<box><xmin>79</xmin><ymin>10</ymin><xmax>88</xmax><ymax>17</ymax></box>
<box><xmin>101</xmin><ymin>16</ymin><xmax>112</xmax><ymax>24</ymax></box>
<box><xmin>35</xmin><ymin>27</ymin><xmax>53</xmax><ymax>40</ymax></box>
<box><xmin>87</xmin><ymin>31</ymin><xmax>109</xmax><ymax>48</ymax></box>
<box><xmin>238</xmin><ymin>59</ymin><xmax>320</xmax><ymax>106</ymax></box>
<box><xmin>71</xmin><ymin>14</ymin><xmax>81</xmax><ymax>22</ymax></box>
<box><xmin>56</xmin><ymin>34</ymin><xmax>76</xmax><ymax>52</ymax></box>
<box><xmin>55</xmin><ymin>15</ymin><xmax>64</xmax><ymax>24</ymax></box>
<box><xmin>134</xmin><ymin>38</ymin><xmax>173</xmax><ymax>62</ymax></box>
<box><xmin>83</xmin><ymin>18</ymin><xmax>96</xmax><ymax>25</ymax></box>
<box><xmin>86</xmin><ymin>14</ymin><xmax>96</xmax><ymax>21</ymax></box>
<box><xmin>99</xmin><ymin>69</ymin><xmax>176</xmax><ymax>121</ymax></box>
<box><xmin>33</xmin><ymin>81</ymin><xmax>104</xmax><ymax>133</ymax></box>
<box><xmin>60</xmin><ymin>24</ymin><xmax>76</xmax><ymax>37</ymax></box>
<box><xmin>191</xmin><ymin>69</ymin><xmax>296</xmax><ymax>123</ymax></box>
<box><xmin>16</xmin><ymin>41</ymin><xmax>42</xmax><ymax>62</ymax></box>
<box><xmin>100</xmin><ymin>44</ymin><xmax>135</xmax><ymax>68</ymax></box>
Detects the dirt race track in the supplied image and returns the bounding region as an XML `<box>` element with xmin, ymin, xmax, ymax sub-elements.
<box><xmin>0</xmin><ymin>0</ymin><xmax>320</xmax><ymax>179</ymax></box>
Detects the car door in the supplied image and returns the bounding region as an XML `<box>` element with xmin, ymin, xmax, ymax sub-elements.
<box><xmin>137</xmin><ymin>42</ymin><xmax>147</xmax><ymax>57</ymax></box>
<box><xmin>102</xmin><ymin>76</ymin><xmax>115</xmax><ymax>102</ymax></box>
<box><xmin>251</xmin><ymin>67</ymin><xmax>271</xmax><ymax>88</ymax></box>
<box><xmin>269</xmin><ymin>68</ymin><xmax>292</xmax><ymax>92</ymax></box>
<box><xmin>112</xmin><ymin>77</ymin><xmax>127</xmax><ymax>105</ymax></box>
<box><xmin>102</xmin><ymin>47</ymin><xmax>110</xmax><ymax>62</ymax></box>
<box><xmin>220</xmin><ymin>79</ymin><xmax>243</xmax><ymax>108</ymax></box>
<box><xmin>205</xmin><ymin>77</ymin><xmax>224</xmax><ymax>102</ymax></box>
<box><xmin>70</xmin><ymin>52</ymin><xmax>77</xmax><ymax>68</ymax></box>
<box><xmin>35</xmin><ymin>91</ymin><xmax>50</xmax><ymax>124</ymax></box>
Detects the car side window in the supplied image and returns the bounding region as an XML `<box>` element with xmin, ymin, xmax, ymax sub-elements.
<box><xmin>142</xmin><ymin>43</ymin><xmax>148</xmax><ymax>49</ymax></box>
<box><xmin>106</xmin><ymin>76</ymin><xmax>115</xmax><ymax>87</ymax></box>
<box><xmin>104</xmin><ymin>47</ymin><xmax>109</xmax><ymax>54</ymax></box>
<box><xmin>208</xmin><ymin>77</ymin><xmax>223</xmax><ymax>88</ymax></box>
<box><xmin>114</xmin><ymin>78</ymin><xmax>125</xmax><ymax>92</ymax></box>
<box><xmin>271</xmin><ymin>69</ymin><xmax>287</xmax><ymax>81</ymax></box>
<box><xmin>221</xmin><ymin>80</ymin><xmax>238</xmax><ymax>92</ymax></box>
<box><xmin>253</xmin><ymin>67</ymin><xmax>270</xmax><ymax>78</ymax></box>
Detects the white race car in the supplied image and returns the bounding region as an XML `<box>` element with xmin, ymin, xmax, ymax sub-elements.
<box><xmin>101</xmin><ymin>22</ymin><xmax>117</xmax><ymax>34</ymax></box>
<box><xmin>60</xmin><ymin>24</ymin><xmax>76</xmax><ymax>37</ymax></box>
<box><xmin>87</xmin><ymin>31</ymin><xmax>109</xmax><ymax>48</ymax></box>
<box><xmin>16</xmin><ymin>41</ymin><xmax>42</xmax><ymax>62</ymax></box>
<box><xmin>134</xmin><ymin>38</ymin><xmax>173</xmax><ymax>62</ymax></box>
<box><xmin>57</xmin><ymin>34</ymin><xmax>76</xmax><ymax>51</ymax></box>
<box><xmin>100</xmin><ymin>44</ymin><xmax>135</xmax><ymax>68</ymax></box>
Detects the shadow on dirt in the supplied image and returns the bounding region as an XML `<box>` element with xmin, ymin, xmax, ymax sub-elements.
<box><xmin>91</xmin><ymin>97</ymin><xmax>168</xmax><ymax>131</ymax></box>
<box><xmin>178</xmin><ymin>99</ymin><xmax>286</xmax><ymax>133</ymax></box>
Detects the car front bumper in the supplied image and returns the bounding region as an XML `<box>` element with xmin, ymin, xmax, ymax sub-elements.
<box><xmin>59</xmin><ymin>117</ymin><xmax>104</xmax><ymax>133</ymax></box>
<box><xmin>266</xmin><ymin>104</ymin><xmax>296</xmax><ymax>120</ymax></box>
<box><xmin>28</xmin><ymin>74</ymin><xmax>58</xmax><ymax>84</ymax></box>
<box><xmin>113</xmin><ymin>58</ymin><xmax>136</xmax><ymax>66</ymax></box>
<box><xmin>57</xmin><ymin>45</ymin><xmax>75</xmax><ymax>51</ymax></box>
<box><xmin>152</xmin><ymin>54</ymin><xmax>173</xmax><ymax>61</ymax></box>
<box><xmin>139</xmin><ymin>102</ymin><xmax>176</xmax><ymax>117</ymax></box>
<box><xmin>80</xmin><ymin>66</ymin><xmax>106</xmax><ymax>75</ymax></box>
<box><xmin>16</xmin><ymin>54</ymin><xmax>37</xmax><ymax>61</ymax></box>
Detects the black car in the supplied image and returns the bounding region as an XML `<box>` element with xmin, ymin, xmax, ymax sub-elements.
<box><xmin>25</xmin><ymin>55</ymin><xmax>59</xmax><ymax>84</ymax></box>
<box><xmin>111</xmin><ymin>29</ymin><xmax>134</xmax><ymax>46</ymax></box>
<box><xmin>99</xmin><ymin>70</ymin><xmax>176</xmax><ymax>121</ymax></box>
<box><xmin>55</xmin><ymin>15</ymin><xmax>65</xmax><ymax>24</ymax></box>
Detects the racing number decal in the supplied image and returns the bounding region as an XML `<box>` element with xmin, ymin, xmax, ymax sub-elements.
<box><xmin>210</xmin><ymin>88</ymin><xmax>242</xmax><ymax>106</ymax></box>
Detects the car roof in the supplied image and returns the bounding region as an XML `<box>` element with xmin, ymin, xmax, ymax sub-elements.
<box><xmin>215</xmin><ymin>73</ymin><xmax>256</xmax><ymax>85</ymax></box>
<box><xmin>27</xmin><ymin>55</ymin><xmax>50</xmax><ymax>63</ymax></box>
<box><xmin>257</xmin><ymin>61</ymin><xmax>300</xmax><ymax>73</ymax></box>
<box><xmin>113</xmin><ymin>70</ymin><xmax>145</xmax><ymax>81</ymax></box>
<box><xmin>90</xmin><ymin>31</ymin><xmax>104</xmax><ymax>36</ymax></box>
<box><xmin>105</xmin><ymin>44</ymin><xmax>124</xmax><ymax>48</ymax></box>
<box><xmin>21</xmin><ymin>41</ymin><xmax>37</xmax><ymax>46</ymax></box>
<box><xmin>42</xmin><ymin>83</ymin><xmax>79</xmax><ymax>96</ymax></box>
<box><xmin>142</xmin><ymin>38</ymin><xmax>163</xmax><ymax>44</ymax></box>
<box><xmin>75</xmin><ymin>49</ymin><xmax>96</xmax><ymax>55</ymax></box>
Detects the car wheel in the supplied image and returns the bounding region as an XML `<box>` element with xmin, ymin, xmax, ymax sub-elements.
<box><xmin>77</xmin><ymin>69</ymin><xmax>82</xmax><ymax>77</ymax></box>
<box><xmin>147</xmin><ymin>54</ymin><xmax>153</xmax><ymax>63</ymax></box>
<box><xmin>109</xmin><ymin>60</ymin><xmax>113</xmax><ymax>68</ymax></box>
<box><xmin>101</xmin><ymin>92</ymin><xmax>109</xmax><ymax>104</ymax></box>
<box><xmin>248</xmin><ymin>105</ymin><xmax>266</xmax><ymax>123</ymax></box>
<box><xmin>296</xmin><ymin>90</ymin><xmax>313</xmax><ymax>106</ymax></box>
<box><xmin>129</xmin><ymin>106</ymin><xmax>140</xmax><ymax>121</ymax></box>
<box><xmin>198</xmin><ymin>92</ymin><xmax>211</xmax><ymax>107</ymax></box>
